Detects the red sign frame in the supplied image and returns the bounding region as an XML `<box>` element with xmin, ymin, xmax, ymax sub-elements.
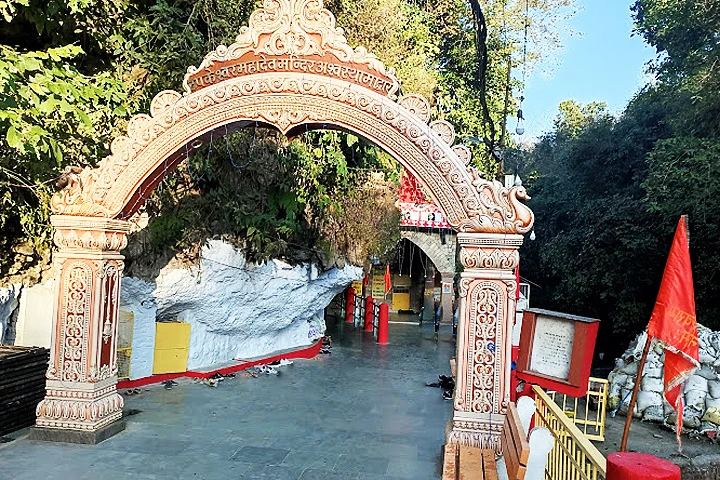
<box><xmin>516</xmin><ymin>308</ymin><xmax>600</xmax><ymax>397</ymax></box>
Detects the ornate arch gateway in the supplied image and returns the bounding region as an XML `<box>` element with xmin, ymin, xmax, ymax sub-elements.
<box><xmin>34</xmin><ymin>0</ymin><xmax>534</xmax><ymax>448</ymax></box>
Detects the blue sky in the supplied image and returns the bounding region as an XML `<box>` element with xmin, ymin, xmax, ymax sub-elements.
<box><xmin>515</xmin><ymin>0</ymin><xmax>656</xmax><ymax>140</ymax></box>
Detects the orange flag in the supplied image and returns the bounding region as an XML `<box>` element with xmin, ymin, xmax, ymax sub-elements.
<box><xmin>647</xmin><ymin>216</ymin><xmax>699</xmax><ymax>444</ymax></box>
<box><xmin>384</xmin><ymin>265</ymin><xmax>392</xmax><ymax>294</ymax></box>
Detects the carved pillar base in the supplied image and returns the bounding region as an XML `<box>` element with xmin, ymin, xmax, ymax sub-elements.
<box><xmin>33</xmin><ymin>216</ymin><xmax>130</xmax><ymax>443</ymax></box>
<box><xmin>445</xmin><ymin>412</ymin><xmax>506</xmax><ymax>450</ymax></box>
<box><xmin>446</xmin><ymin>233</ymin><xmax>523</xmax><ymax>451</ymax></box>
<box><xmin>31</xmin><ymin>378</ymin><xmax>125</xmax><ymax>444</ymax></box>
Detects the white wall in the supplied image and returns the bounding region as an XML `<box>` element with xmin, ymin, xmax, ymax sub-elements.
<box><xmin>14</xmin><ymin>280</ymin><xmax>53</xmax><ymax>348</ymax></box>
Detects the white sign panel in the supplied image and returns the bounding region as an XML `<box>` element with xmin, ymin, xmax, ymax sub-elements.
<box><xmin>529</xmin><ymin>314</ymin><xmax>575</xmax><ymax>380</ymax></box>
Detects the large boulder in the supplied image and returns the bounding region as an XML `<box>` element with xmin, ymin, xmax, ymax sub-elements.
<box><xmin>122</xmin><ymin>240</ymin><xmax>362</xmax><ymax>372</ymax></box>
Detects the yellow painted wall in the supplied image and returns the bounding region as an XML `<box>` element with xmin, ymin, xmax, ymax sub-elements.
<box><xmin>152</xmin><ymin>322</ymin><xmax>191</xmax><ymax>374</ymax></box>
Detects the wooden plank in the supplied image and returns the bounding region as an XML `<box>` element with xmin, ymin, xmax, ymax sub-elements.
<box><xmin>443</xmin><ymin>444</ymin><xmax>459</xmax><ymax>480</ymax></box>
<box><xmin>459</xmin><ymin>445</ymin><xmax>484</xmax><ymax>480</ymax></box>
<box><xmin>501</xmin><ymin>427</ymin><xmax>521</xmax><ymax>479</ymax></box>
<box><xmin>506</xmin><ymin>404</ymin><xmax>530</xmax><ymax>466</ymax></box>
<box><xmin>481</xmin><ymin>450</ymin><xmax>499</xmax><ymax>480</ymax></box>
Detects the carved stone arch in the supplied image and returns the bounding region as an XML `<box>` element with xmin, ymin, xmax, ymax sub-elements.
<box><xmin>36</xmin><ymin>0</ymin><xmax>534</xmax><ymax>451</ymax></box>
<box><xmin>400</xmin><ymin>230</ymin><xmax>456</xmax><ymax>277</ymax></box>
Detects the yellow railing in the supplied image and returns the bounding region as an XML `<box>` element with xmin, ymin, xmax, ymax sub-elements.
<box><xmin>547</xmin><ymin>377</ymin><xmax>608</xmax><ymax>441</ymax></box>
<box><xmin>533</xmin><ymin>385</ymin><xmax>607</xmax><ymax>480</ymax></box>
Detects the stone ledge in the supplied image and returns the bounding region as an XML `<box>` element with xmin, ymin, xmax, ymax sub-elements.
<box><xmin>28</xmin><ymin>419</ymin><xmax>125</xmax><ymax>444</ymax></box>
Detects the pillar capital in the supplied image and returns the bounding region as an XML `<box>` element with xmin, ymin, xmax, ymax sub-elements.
<box><xmin>457</xmin><ymin>233</ymin><xmax>522</xmax><ymax>271</ymax></box>
<box><xmin>51</xmin><ymin>215</ymin><xmax>130</xmax><ymax>253</ymax></box>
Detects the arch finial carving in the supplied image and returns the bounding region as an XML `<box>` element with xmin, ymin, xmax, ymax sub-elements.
<box><xmin>48</xmin><ymin>0</ymin><xmax>534</xmax><ymax>235</ymax></box>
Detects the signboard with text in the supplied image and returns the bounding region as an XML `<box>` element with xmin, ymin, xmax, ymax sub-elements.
<box><xmin>516</xmin><ymin>308</ymin><xmax>600</xmax><ymax>397</ymax></box>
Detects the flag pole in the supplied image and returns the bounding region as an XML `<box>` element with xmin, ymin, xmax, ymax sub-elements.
<box><xmin>620</xmin><ymin>335</ymin><xmax>652</xmax><ymax>452</ymax></box>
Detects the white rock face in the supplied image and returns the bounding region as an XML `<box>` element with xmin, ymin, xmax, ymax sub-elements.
<box><xmin>609</xmin><ymin>324</ymin><xmax>720</xmax><ymax>434</ymax></box>
<box><xmin>119</xmin><ymin>277</ymin><xmax>157</xmax><ymax>380</ymax></box>
<box><xmin>0</xmin><ymin>284</ymin><xmax>22</xmax><ymax>344</ymax></box>
<box><xmin>4</xmin><ymin>239</ymin><xmax>359</xmax><ymax>379</ymax></box>
<box><xmin>122</xmin><ymin>240</ymin><xmax>361</xmax><ymax>372</ymax></box>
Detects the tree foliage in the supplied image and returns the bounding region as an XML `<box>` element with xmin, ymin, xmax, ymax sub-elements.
<box><xmin>0</xmin><ymin>0</ymin><xmax>574</xmax><ymax>282</ymax></box>
<box><xmin>520</xmin><ymin>0</ymin><xmax>720</xmax><ymax>360</ymax></box>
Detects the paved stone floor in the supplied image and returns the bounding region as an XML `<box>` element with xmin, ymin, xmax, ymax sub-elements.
<box><xmin>0</xmin><ymin>319</ymin><xmax>455</xmax><ymax>479</ymax></box>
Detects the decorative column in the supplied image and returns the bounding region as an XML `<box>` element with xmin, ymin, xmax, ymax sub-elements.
<box><xmin>31</xmin><ymin>215</ymin><xmax>130</xmax><ymax>444</ymax></box>
<box><xmin>446</xmin><ymin>232</ymin><xmax>523</xmax><ymax>450</ymax></box>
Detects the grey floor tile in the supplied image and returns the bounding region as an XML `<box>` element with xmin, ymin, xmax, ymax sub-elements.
<box><xmin>1</xmin><ymin>322</ymin><xmax>453</xmax><ymax>480</ymax></box>
<box><xmin>299</xmin><ymin>468</ymin><xmax>358</xmax><ymax>479</ymax></box>
<box><xmin>231</xmin><ymin>445</ymin><xmax>291</xmax><ymax>465</ymax></box>
<box><xmin>237</xmin><ymin>464</ymin><xmax>303</xmax><ymax>479</ymax></box>
<box><xmin>282</xmin><ymin>450</ymin><xmax>340</xmax><ymax>469</ymax></box>
<box><xmin>385</xmin><ymin>458</ymin><xmax>440</xmax><ymax>479</ymax></box>
<box><xmin>334</xmin><ymin>454</ymin><xmax>390</xmax><ymax>474</ymax></box>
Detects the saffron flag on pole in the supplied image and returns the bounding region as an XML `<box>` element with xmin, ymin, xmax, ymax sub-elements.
<box><xmin>647</xmin><ymin>216</ymin><xmax>699</xmax><ymax>447</ymax></box>
<box><xmin>384</xmin><ymin>264</ymin><xmax>392</xmax><ymax>295</ymax></box>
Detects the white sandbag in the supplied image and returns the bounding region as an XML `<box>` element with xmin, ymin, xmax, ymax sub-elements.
<box><xmin>647</xmin><ymin>350</ymin><xmax>662</xmax><ymax>363</ymax></box>
<box><xmin>643</xmin><ymin>362</ymin><xmax>663</xmax><ymax>378</ymax></box>
<box><xmin>700</xmin><ymin>351</ymin><xmax>716</xmax><ymax>364</ymax></box>
<box><xmin>685</xmin><ymin>389</ymin><xmax>707</xmax><ymax>411</ymax></box>
<box><xmin>631</xmin><ymin>332</ymin><xmax>648</xmax><ymax>359</ymax></box>
<box><xmin>636</xmin><ymin>391</ymin><xmax>663</xmax><ymax>413</ymax></box>
<box><xmin>619</xmin><ymin>388</ymin><xmax>639</xmax><ymax>417</ymax></box>
<box><xmin>697</xmin><ymin>364</ymin><xmax>718</xmax><ymax>380</ymax></box>
<box><xmin>686</xmin><ymin>406</ymin><xmax>704</xmax><ymax>427</ymax></box>
<box><xmin>641</xmin><ymin>376</ymin><xmax>664</xmax><ymax>393</ymax></box>
<box><xmin>614</xmin><ymin>358</ymin><xmax>625</xmax><ymax>370</ymax></box>
<box><xmin>711</xmin><ymin>333</ymin><xmax>720</xmax><ymax>352</ymax></box>
<box><xmin>664</xmin><ymin>400</ymin><xmax>676</xmax><ymax>417</ymax></box>
<box><xmin>684</xmin><ymin>375</ymin><xmax>708</xmax><ymax>393</ymax></box>
<box><xmin>668</xmin><ymin>409</ymin><xmax>701</xmax><ymax>429</ymax></box>
<box><xmin>709</xmin><ymin>380</ymin><xmax>720</xmax><ymax>399</ymax></box>
<box><xmin>642</xmin><ymin>404</ymin><xmax>665</xmax><ymax>423</ymax></box>
<box><xmin>623</xmin><ymin>376</ymin><xmax>637</xmax><ymax>390</ymax></box>
<box><xmin>706</xmin><ymin>397</ymin><xmax>720</xmax><ymax>410</ymax></box>
<box><xmin>611</xmin><ymin>372</ymin><xmax>628</xmax><ymax>387</ymax></box>
<box><xmin>609</xmin><ymin>382</ymin><xmax>622</xmax><ymax>399</ymax></box>
<box><xmin>620</xmin><ymin>361</ymin><xmax>639</xmax><ymax>375</ymax></box>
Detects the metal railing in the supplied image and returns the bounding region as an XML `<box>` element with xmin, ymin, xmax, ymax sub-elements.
<box><xmin>354</xmin><ymin>294</ymin><xmax>364</xmax><ymax>327</ymax></box>
<box><xmin>533</xmin><ymin>385</ymin><xmax>607</xmax><ymax>480</ymax></box>
<box><xmin>372</xmin><ymin>299</ymin><xmax>380</xmax><ymax>339</ymax></box>
<box><xmin>547</xmin><ymin>377</ymin><xmax>608</xmax><ymax>441</ymax></box>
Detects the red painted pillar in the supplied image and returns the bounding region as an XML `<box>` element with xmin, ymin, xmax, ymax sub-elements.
<box><xmin>345</xmin><ymin>288</ymin><xmax>355</xmax><ymax>323</ymax></box>
<box><xmin>606</xmin><ymin>453</ymin><xmax>680</xmax><ymax>480</ymax></box>
<box><xmin>377</xmin><ymin>303</ymin><xmax>389</xmax><ymax>344</ymax></box>
<box><xmin>364</xmin><ymin>297</ymin><xmax>374</xmax><ymax>332</ymax></box>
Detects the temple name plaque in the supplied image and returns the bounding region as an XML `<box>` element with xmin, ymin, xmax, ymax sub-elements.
<box><xmin>517</xmin><ymin>308</ymin><xmax>600</xmax><ymax>397</ymax></box>
<box><xmin>529</xmin><ymin>315</ymin><xmax>575</xmax><ymax>380</ymax></box>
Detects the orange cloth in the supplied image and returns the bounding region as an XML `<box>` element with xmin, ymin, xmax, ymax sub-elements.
<box><xmin>647</xmin><ymin>216</ymin><xmax>699</xmax><ymax>446</ymax></box>
<box><xmin>384</xmin><ymin>265</ymin><xmax>392</xmax><ymax>294</ymax></box>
